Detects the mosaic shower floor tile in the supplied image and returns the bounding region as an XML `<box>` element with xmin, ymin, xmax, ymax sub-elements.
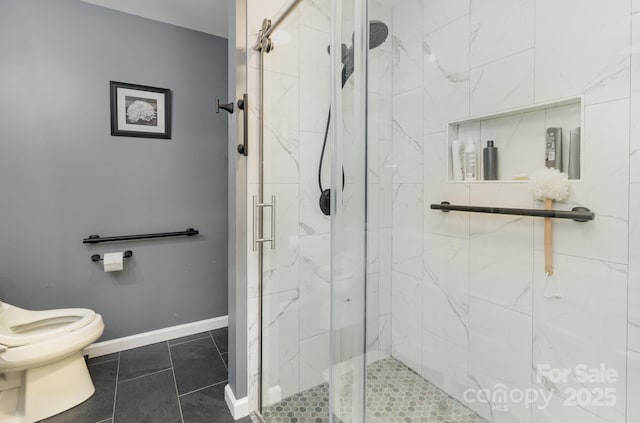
<box><xmin>261</xmin><ymin>358</ymin><xmax>486</xmax><ymax>423</ymax></box>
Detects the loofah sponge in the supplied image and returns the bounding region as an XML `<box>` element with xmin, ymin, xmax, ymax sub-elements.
<box><xmin>528</xmin><ymin>168</ymin><xmax>570</xmax><ymax>202</ymax></box>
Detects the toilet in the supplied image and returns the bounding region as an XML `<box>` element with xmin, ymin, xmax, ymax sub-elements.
<box><xmin>0</xmin><ymin>302</ymin><xmax>104</xmax><ymax>423</ymax></box>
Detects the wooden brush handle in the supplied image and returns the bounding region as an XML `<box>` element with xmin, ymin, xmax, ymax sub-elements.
<box><xmin>544</xmin><ymin>198</ymin><xmax>553</xmax><ymax>275</ymax></box>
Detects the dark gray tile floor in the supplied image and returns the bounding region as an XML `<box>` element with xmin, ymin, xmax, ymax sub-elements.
<box><xmin>42</xmin><ymin>328</ymin><xmax>252</xmax><ymax>423</ymax></box>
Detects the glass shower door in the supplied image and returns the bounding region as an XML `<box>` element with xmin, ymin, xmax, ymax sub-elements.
<box><xmin>256</xmin><ymin>1</ymin><xmax>333</xmax><ymax>421</ymax></box>
<box><xmin>328</xmin><ymin>0</ymin><xmax>368</xmax><ymax>422</ymax></box>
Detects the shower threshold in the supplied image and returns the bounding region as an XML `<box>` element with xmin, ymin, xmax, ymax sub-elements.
<box><xmin>261</xmin><ymin>357</ymin><xmax>487</xmax><ymax>423</ymax></box>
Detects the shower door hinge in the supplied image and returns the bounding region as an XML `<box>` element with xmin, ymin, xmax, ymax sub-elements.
<box><xmin>255</xmin><ymin>19</ymin><xmax>274</xmax><ymax>53</ymax></box>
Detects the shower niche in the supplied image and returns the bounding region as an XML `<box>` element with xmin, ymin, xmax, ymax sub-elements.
<box><xmin>446</xmin><ymin>97</ymin><xmax>584</xmax><ymax>183</ymax></box>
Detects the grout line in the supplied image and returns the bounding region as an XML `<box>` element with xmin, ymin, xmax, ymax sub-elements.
<box><xmin>168</xmin><ymin>335</ymin><xmax>211</xmax><ymax>347</ymax></box>
<box><xmin>529</xmin><ymin>249</ymin><xmax>629</xmax><ymax>267</ymax></box>
<box><xmin>167</xmin><ymin>341</ymin><xmax>185</xmax><ymax>423</ymax></box>
<box><xmin>468</xmin><ymin>46</ymin><xmax>535</xmax><ymax>72</ymax></box>
<box><xmin>96</xmin><ymin>419</ymin><xmax>113</xmax><ymax>423</ymax></box>
<box><xmin>584</xmin><ymin>96</ymin><xmax>631</xmax><ymax>108</ymax></box>
<box><xmin>533</xmin><ymin>0</ymin><xmax>537</xmax><ymax>105</ymax></box>
<box><xmin>177</xmin><ymin>379</ymin><xmax>228</xmax><ymax>398</ymax></box>
<box><xmin>423</xmin><ymin>12</ymin><xmax>469</xmax><ymax>38</ymax></box>
<box><xmin>116</xmin><ymin>367</ymin><xmax>174</xmax><ymax>384</ymax></box>
<box><xmin>468</xmin><ymin>293</ymin><xmax>532</xmax><ymax>318</ymax></box>
<box><xmin>209</xmin><ymin>332</ymin><xmax>228</xmax><ymax>370</ymax></box>
<box><xmin>87</xmin><ymin>357</ymin><xmax>119</xmax><ymax>367</ymax></box>
<box><xmin>468</xmin><ymin>0</ymin><xmax>472</xmax><ymax>118</ymax></box>
<box><xmin>111</xmin><ymin>352</ymin><xmax>120</xmax><ymax>422</ymax></box>
<box><xmin>626</xmin><ymin>4</ymin><xmax>632</xmax><ymax>421</ymax></box>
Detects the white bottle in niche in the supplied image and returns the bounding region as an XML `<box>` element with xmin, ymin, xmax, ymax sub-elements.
<box><xmin>464</xmin><ymin>138</ymin><xmax>477</xmax><ymax>181</ymax></box>
<box><xmin>451</xmin><ymin>139</ymin><xmax>464</xmax><ymax>181</ymax></box>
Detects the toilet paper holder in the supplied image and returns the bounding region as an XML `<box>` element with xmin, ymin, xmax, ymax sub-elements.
<box><xmin>91</xmin><ymin>250</ymin><xmax>133</xmax><ymax>262</ymax></box>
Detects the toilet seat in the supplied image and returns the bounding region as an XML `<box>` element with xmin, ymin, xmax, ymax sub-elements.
<box><xmin>0</xmin><ymin>303</ymin><xmax>97</xmax><ymax>348</ymax></box>
<box><xmin>0</xmin><ymin>302</ymin><xmax>104</xmax><ymax>422</ymax></box>
<box><xmin>0</xmin><ymin>314</ymin><xmax>103</xmax><ymax>372</ymax></box>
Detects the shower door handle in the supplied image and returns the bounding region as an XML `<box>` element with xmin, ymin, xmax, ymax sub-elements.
<box><xmin>237</xmin><ymin>94</ymin><xmax>248</xmax><ymax>156</ymax></box>
<box><xmin>253</xmin><ymin>195</ymin><xmax>276</xmax><ymax>251</ymax></box>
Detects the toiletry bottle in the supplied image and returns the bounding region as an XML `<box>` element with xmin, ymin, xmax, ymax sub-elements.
<box><xmin>451</xmin><ymin>139</ymin><xmax>464</xmax><ymax>181</ymax></box>
<box><xmin>483</xmin><ymin>140</ymin><xmax>498</xmax><ymax>180</ymax></box>
<box><xmin>545</xmin><ymin>128</ymin><xmax>563</xmax><ymax>171</ymax></box>
<box><xmin>464</xmin><ymin>139</ymin><xmax>477</xmax><ymax>181</ymax></box>
<box><xmin>567</xmin><ymin>128</ymin><xmax>581</xmax><ymax>180</ymax></box>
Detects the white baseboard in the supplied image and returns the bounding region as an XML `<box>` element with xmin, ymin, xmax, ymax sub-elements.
<box><xmin>225</xmin><ymin>384</ymin><xmax>249</xmax><ymax>420</ymax></box>
<box><xmin>84</xmin><ymin>315</ymin><xmax>228</xmax><ymax>358</ymax></box>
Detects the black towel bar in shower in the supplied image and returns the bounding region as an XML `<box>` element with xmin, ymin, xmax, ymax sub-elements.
<box><xmin>83</xmin><ymin>228</ymin><xmax>199</xmax><ymax>244</ymax></box>
<box><xmin>91</xmin><ymin>250</ymin><xmax>133</xmax><ymax>262</ymax></box>
<box><xmin>430</xmin><ymin>202</ymin><xmax>594</xmax><ymax>222</ymax></box>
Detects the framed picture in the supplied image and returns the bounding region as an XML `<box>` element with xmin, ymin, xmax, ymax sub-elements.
<box><xmin>110</xmin><ymin>81</ymin><xmax>172</xmax><ymax>139</ymax></box>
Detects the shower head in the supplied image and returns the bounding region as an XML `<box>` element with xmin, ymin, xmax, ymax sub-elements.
<box><xmin>318</xmin><ymin>20</ymin><xmax>390</xmax><ymax>217</ymax></box>
<box><xmin>369</xmin><ymin>20</ymin><xmax>389</xmax><ymax>49</ymax></box>
<box><xmin>341</xmin><ymin>20</ymin><xmax>389</xmax><ymax>88</ymax></box>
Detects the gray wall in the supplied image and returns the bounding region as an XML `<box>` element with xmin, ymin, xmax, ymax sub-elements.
<box><xmin>228</xmin><ymin>0</ymin><xmax>248</xmax><ymax>399</ymax></box>
<box><xmin>0</xmin><ymin>0</ymin><xmax>229</xmax><ymax>340</ymax></box>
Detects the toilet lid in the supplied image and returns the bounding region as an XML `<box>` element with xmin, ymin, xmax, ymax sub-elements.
<box><xmin>0</xmin><ymin>305</ymin><xmax>96</xmax><ymax>348</ymax></box>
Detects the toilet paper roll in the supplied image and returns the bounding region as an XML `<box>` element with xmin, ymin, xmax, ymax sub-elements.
<box><xmin>103</xmin><ymin>252</ymin><xmax>124</xmax><ymax>272</ymax></box>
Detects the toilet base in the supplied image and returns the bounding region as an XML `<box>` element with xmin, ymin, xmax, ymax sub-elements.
<box><xmin>0</xmin><ymin>352</ymin><xmax>96</xmax><ymax>423</ymax></box>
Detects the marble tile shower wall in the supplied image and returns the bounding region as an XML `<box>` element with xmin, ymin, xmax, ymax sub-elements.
<box><xmin>244</xmin><ymin>0</ymin><xmax>393</xmax><ymax>411</ymax></box>
<box><xmin>390</xmin><ymin>1</ymin><xmax>640</xmax><ymax>422</ymax></box>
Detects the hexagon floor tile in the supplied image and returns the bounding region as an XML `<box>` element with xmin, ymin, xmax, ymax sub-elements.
<box><xmin>261</xmin><ymin>357</ymin><xmax>487</xmax><ymax>423</ymax></box>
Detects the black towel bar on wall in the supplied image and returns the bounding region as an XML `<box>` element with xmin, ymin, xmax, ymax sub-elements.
<box><xmin>83</xmin><ymin>228</ymin><xmax>199</xmax><ymax>244</ymax></box>
<box><xmin>430</xmin><ymin>202</ymin><xmax>594</xmax><ymax>222</ymax></box>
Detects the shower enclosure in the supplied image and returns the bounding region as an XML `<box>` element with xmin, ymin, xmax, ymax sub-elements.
<box><xmin>241</xmin><ymin>0</ymin><xmax>640</xmax><ymax>422</ymax></box>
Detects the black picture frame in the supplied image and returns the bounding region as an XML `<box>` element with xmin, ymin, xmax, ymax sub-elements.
<box><xmin>110</xmin><ymin>81</ymin><xmax>172</xmax><ymax>139</ymax></box>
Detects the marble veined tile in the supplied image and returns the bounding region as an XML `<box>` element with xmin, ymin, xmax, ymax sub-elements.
<box><xmin>299</xmin><ymin>332</ymin><xmax>329</xmax><ymax>392</ymax></box>
<box><xmin>379</xmin><ymin>313</ymin><xmax>391</xmax><ymax>356</ymax></box>
<box><xmin>470</xmin><ymin>49</ymin><xmax>534</xmax><ymax>116</ymax></box>
<box><xmin>423</xmin><ymin>131</ymin><xmax>470</xmax><ymax>239</ymax></box>
<box><xmin>262</xmin><ymin>288</ymin><xmax>300</xmax><ymax>405</ymax></box>
<box><xmin>631</xmin><ymin>12</ymin><xmax>640</xmax><ymax>183</ymax></box>
<box><xmin>262</xmin><ymin>71</ymin><xmax>300</xmax><ymax>184</ymax></box>
<box><xmin>421</xmin><ymin>333</ymin><xmax>470</xmax><ymax>405</ymax></box>
<box><xmin>629</xmin><ymin>185</ymin><xmax>640</xmax><ymax>423</ymax></box>
<box><xmin>423</xmin><ymin>233</ymin><xmax>470</xmax><ymax>348</ymax></box>
<box><xmin>423</xmin><ymin>0</ymin><xmax>469</xmax><ymax>36</ymax></box>
<box><xmin>299</xmin><ymin>233</ymin><xmax>331</xmax><ymax>340</ymax></box>
<box><xmin>392</xmin><ymin>0</ymin><xmax>422</xmax><ymax>42</ymax></box>
<box><xmin>630</xmin><ymin>185</ymin><xmax>640</xmax><ymax>330</ymax></box>
<box><xmin>532</xmin><ymin>252</ymin><xmax>627</xmax><ymax>423</ymax></box>
<box><xmin>300</xmin><ymin>25</ymin><xmax>330</xmax><ymax>133</ymax></box>
<box><xmin>470</xmin><ymin>0</ymin><xmax>534</xmax><ymax>69</ymax></box>
<box><xmin>532</xmin><ymin>391</ymin><xmax>613</xmax><ymax>423</ymax></box>
<box><xmin>423</xmin><ymin>15</ymin><xmax>470</xmax><ymax>134</ymax></box>
<box><xmin>391</xmin><ymin>271</ymin><xmax>422</xmax><ymax>374</ymax></box>
<box><xmin>393</xmin><ymin>35</ymin><xmax>423</xmax><ymax>94</ymax></box>
<box><xmin>629</xmin><ymin>345</ymin><xmax>640</xmax><ymax>423</ymax></box>
<box><xmin>469</xmin><ymin>184</ymin><xmax>535</xmax><ymax>315</ymax></box>
<box><xmin>535</xmin><ymin>0</ymin><xmax>630</xmax><ymax>105</ymax></box>
<box><xmin>366</xmin><ymin>272</ymin><xmax>380</xmax><ymax>353</ymax></box>
<box><xmin>299</xmin><ymin>131</ymin><xmax>330</xmax><ymax>236</ymax></box>
<box><xmin>262</xmin><ymin>184</ymin><xmax>300</xmax><ymax>295</ymax></box>
<box><xmin>393</xmin><ymin>89</ymin><xmax>423</xmax><ymax>183</ymax></box>
<box><xmin>468</xmin><ymin>298</ymin><xmax>533</xmax><ymax>423</ymax></box>
<box><xmin>392</xmin><ymin>183</ymin><xmax>423</xmax><ymax>279</ymax></box>
<box><xmin>299</xmin><ymin>0</ymin><xmax>330</xmax><ymax>33</ymax></box>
